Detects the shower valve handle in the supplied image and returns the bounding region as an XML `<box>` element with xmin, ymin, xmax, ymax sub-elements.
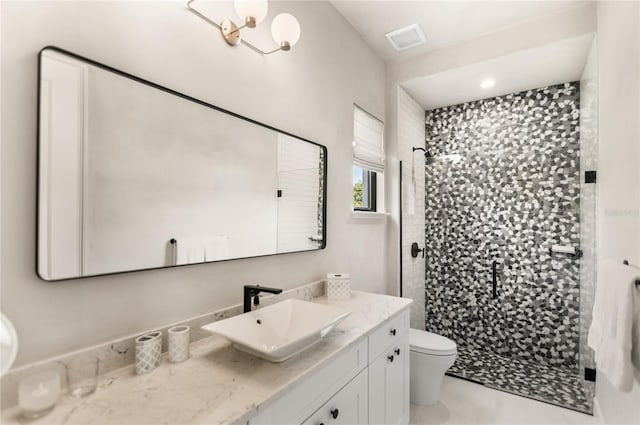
<box><xmin>410</xmin><ymin>243</ymin><xmax>424</xmax><ymax>258</ymax></box>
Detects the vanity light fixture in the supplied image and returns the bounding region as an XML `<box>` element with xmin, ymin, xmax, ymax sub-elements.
<box><xmin>186</xmin><ymin>0</ymin><xmax>301</xmax><ymax>55</ymax></box>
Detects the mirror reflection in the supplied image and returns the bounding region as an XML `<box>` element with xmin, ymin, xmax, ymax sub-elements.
<box><xmin>38</xmin><ymin>47</ymin><xmax>326</xmax><ymax>281</ymax></box>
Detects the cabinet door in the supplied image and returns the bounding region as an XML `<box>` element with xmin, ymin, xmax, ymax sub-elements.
<box><xmin>249</xmin><ymin>339</ymin><xmax>368</xmax><ymax>425</ymax></box>
<box><xmin>303</xmin><ymin>369</ymin><xmax>368</xmax><ymax>425</ymax></box>
<box><xmin>368</xmin><ymin>333</ymin><xmax>409</xmax><ymax>425</ymax></box>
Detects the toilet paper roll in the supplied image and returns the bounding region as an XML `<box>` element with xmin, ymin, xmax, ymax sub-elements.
<box><xmin>168</xmin><ymin>326</ymin><xmax>190</xmax><ymax>363</ymax></box>
<box><xmin>135</xmin><ymin>331</ymin><xmax>162</xmax><ymax>374</ymax></box>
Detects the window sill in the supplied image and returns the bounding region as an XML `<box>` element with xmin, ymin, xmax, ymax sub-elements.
<box><xmin>350</xmin><ymin>211</ymin><xmax>389</xmax><ymax>222</ymax></box>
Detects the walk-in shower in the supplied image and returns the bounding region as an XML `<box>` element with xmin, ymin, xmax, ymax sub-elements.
<box><xmin>410</xmin><ymin>81</ymin><xmax>597</xmax><ymax>414</ymax></box>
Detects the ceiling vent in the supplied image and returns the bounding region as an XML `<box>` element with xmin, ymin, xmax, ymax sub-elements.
<box><xmin>385</xmin><ymin>24</ymin><xmax>426</xmax><ymax>51</ymax></box>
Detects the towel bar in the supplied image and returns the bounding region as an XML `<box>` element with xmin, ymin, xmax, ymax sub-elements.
<box><xmin>622</xmin><ymin>260</ymin><xmax>640</xmax><ymax>288</ymax></box>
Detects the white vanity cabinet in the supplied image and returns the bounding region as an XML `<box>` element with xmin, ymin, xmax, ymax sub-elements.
<box><xmin>368</xmin><ymin>316</ymin><xmax>410</xmax><ymax>425</ymax></box>
<box><xmin>248</xmin><ymin>308</ymin><xmax>410</xmax><ymax>425</ymax></box>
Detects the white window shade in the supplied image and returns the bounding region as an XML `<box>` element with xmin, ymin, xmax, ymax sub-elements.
<box><xmin>353</xmin><ymin>106</ymin><xmax>384</xmax><ymax>173</ymax></box>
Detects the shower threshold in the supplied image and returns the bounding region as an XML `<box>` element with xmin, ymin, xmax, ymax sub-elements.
<box><xmin>446</xmin><ymin>347</ymin><xmax>593</xmax><ymax>415</ymax></box>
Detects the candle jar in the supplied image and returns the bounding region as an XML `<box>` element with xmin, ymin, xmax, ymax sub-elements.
<box><xmin>18</xmin><ymin>371</ymin><xmax>60</xmax><ymax>419</ymax></box>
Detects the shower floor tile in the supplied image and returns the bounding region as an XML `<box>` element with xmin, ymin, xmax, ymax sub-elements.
<box><xmin>447</xmin><ymin>347</ymin><xmax>593</xmax><ymax>415</ymax></box>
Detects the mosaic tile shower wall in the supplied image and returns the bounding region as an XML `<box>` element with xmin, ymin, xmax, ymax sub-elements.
<box><xmin>424</xmin><ymin>82</ymin><xmax>581</xmax><ymax>368</ymax></box>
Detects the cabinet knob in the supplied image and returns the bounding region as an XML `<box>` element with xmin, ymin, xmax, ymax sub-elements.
<box><xmin>395</xmin><ymin>348</ymin><xmax>400</xmax><ymax>355</ymax></box>
<box><xmin>390</xmin><ymin>328</ymin><xmax>397</xmax><ymax>336</ymax></box>
<box><xmin>331</xmin><ymin>408</ymin><xmax>339</xmax><ymax>419</ymax></box>
<box><xmin>388</xmin><ymin>354</ymin><xmax>394</xmax><ymax>363</ymax></box>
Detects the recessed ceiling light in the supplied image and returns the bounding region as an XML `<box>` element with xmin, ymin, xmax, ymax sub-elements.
<box><xmin>480</xmin><ymin>79</ymin><xmax>495</xmax><ymax>89</ymax></box>
<box><xmin>385</xmin><ymin>24</ymin><xmax>427</xmax><ymax>51</ymax></box>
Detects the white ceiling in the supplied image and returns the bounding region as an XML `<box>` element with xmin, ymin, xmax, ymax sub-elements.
<box><xmin>329</xmin><ymin>0</ymin><xmax>591</xmax><ymax>63</ymax></box>
<box><xmin>329</xmin><ymin>0</ymin><xmax>594</xmax><ymax>109</ymax></box>
<box><xmin>401</xmin><ymin>32</ymin><xmax>595</xmax><ymax>110</ymax></box>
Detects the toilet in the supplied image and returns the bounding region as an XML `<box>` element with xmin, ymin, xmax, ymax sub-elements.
<box><xmin>409</xmin><ymin>328</ymin><xmax>457</xmax><ymax>406</ymax></box>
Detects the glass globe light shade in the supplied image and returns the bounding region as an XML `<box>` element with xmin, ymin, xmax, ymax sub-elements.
<box><xmin>234</xmin><ymin>0</ymin><xmax>268</xmax><ymax>25</ymax></box>
<box><xmin>271</xmin><ymin>13</ymin><xmax>301</xmax><ymax>47</ymax></box>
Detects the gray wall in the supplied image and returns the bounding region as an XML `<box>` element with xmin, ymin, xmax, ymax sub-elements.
<box><xmin>0</xmin><ymin>0</ymin><xmax>386</xmax><ymax>366</ymax></box>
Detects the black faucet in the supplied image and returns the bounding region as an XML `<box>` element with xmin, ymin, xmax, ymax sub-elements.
<box><xmin>243</xmin><ymin>285</ymin><xmax>283</xmax><ymax>313</ymax></box>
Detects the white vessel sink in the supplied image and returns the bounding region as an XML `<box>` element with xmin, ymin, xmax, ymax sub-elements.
<box><xmin>201</xmin><ymin>299</ymin><xmax>351</xmax><ymax>362</ymax></box>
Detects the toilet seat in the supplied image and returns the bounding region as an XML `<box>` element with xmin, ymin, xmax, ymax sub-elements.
<box><xmin>409</xmin><ymin>328</ymin><xmax>457</xmax><ymax>356</ymax></box>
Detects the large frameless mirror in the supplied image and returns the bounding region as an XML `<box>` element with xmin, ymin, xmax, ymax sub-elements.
<box><xmin>37</xmin><ymin>47</ymin><xmax>326</xmax><ymax>281</ymax></box>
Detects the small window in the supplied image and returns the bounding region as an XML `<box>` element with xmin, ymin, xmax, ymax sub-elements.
<box><xmin>353</xmin><ymin>166</ymin><xmax>377</xmax><ymax>211</ymax></box>
<box><xmin>352</xmin><ymin>105</ymin><xmax>384</xmax><ymax>212</ymax></box>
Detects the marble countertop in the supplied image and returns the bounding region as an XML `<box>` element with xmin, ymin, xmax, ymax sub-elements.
<box><xmin>2</xmin><ymin>291</ymin><xmax>411</xmax><ymax>425</ymax></box>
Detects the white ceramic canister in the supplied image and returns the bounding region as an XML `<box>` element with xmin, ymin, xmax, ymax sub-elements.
<box><xmin>168</xmin><ymin>325</ymin><xmax>190</xmax><ymax>363</ymax></box>
<box><xmin>135</xmin><ymin>331</ymin><xmax>162</xmax><ymax>374</ymax></box>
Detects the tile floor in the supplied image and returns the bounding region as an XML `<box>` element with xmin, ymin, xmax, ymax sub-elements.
<box><xmin>410</xmin><ymin>376</ymin><xmax>599</xmax><ymax>425</ymax></box>
<box><xmin>448</xmin><ymin>346</ymin><xmax>593</xmax><ymax>414</ymax></box>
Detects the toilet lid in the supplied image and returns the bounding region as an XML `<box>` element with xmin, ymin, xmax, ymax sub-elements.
<box><xmin>410</xmin><ymin>328</ymin><xmax>457</xmax><ymax>356</ymax></box>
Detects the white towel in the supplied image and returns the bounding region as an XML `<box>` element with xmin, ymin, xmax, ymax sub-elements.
<box><xmin>204</xmin><ymin>236</ymin><xmax>229</xmax><ymax>262</ymax></box>
<box><xmin>588</xmin><ymin>259</ymin><xmax>639</xmax><ymax>391</ymax></box>
<box><xmin>174</xmin><ymin>237</ymin><xmax>206</xmax><ymax>265</ymax></box>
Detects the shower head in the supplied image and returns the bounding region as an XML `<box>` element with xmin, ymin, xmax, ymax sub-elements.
<box><xmin>412</xmin><ymin>147</ymin><xmax>463</xmax><ymax>165</ymax></box>
<box><xmin>412</xmin><ymin>147</ymin><xmax>437</xmax><ymax>165</ymax></box>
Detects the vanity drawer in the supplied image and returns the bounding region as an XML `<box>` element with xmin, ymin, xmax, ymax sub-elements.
<box><xmin>302</xmin><ymin>369</ymin><xmax>368</xmax><ymax>425</ymax></box>
<box><xmin>368</xmin><ymin>309</ymin><xmax>409</xmax><ymax>362</ymax></box>
<box><xmin>249</xmin><ymin>337</ymin><xmax>368</xmax><ymax>425</ymax></box>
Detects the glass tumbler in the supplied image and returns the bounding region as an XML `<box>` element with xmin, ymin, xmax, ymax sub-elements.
<box><xmin>66</xmin><ymin>357</ymin><xmax>99</xmax><ymax>397</ymax></box>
